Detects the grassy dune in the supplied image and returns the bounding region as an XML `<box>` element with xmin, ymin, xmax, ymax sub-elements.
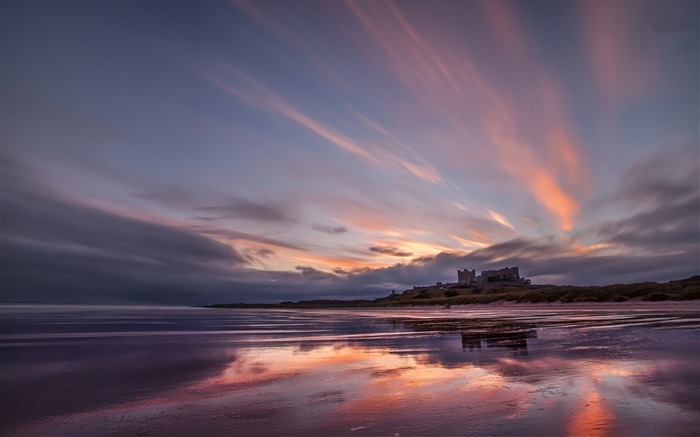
<box><xmin>375</xmin><ymin>276</ymin><xmax>700</xmax><ymax>306</ymax></box>
<box><xmin>208</xmin><ymin>276</ymin><xmax>700</xmax><ymax>308</ymax></box>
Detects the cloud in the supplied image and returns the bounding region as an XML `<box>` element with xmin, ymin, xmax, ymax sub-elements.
<box><xmin>487</xmin><ymin>209</ymin><xmax>515</xmax><ymax>229</ymax></box>
<box><xmin>590</xmin><ymin>148</ymin><xmax>700</xmax><ymax>254</ymax></box>
<box><xmin>2</xmin><ymin>142</ymin><xmax>697</xmax><ymax>306</ymax></box>
<box><xmin>294</xmin><ymin>266</ymin><xmax>337</xmax><ymax>281</ymax></box>
<box><xmin>0</xmin><ymin>157</ymin><xmax>248</xmax><ymax>304</ymax></box>
<box><xmin>193</xmin><ymin>226</ymin><xmax>308</xmax><ymax>252</ymax></box>
<box><xmin>597</xmin><ymin>197</ymin><xmax>699</xmax><ymax>251</ymax></box>
<box><xmin>343</xmin><ymin>0</ymin><xmax>591</xmax><ymax>231</ymax></box>
<box><xmin>195</xmin><ymin>198</ymin><xmax>292</xmax><ymax>222</ymax></box>
<box><xmin>577</xmin><ymin>0</ymin><xmax>661</xmax><ymax>115</ymax></box>
<box><xmin>130</xmin><ymin>189</ymin><xmax>199</xmax><ymax>210</ymax></box>
<box><xmin>333</xmin><ymin>267</ymin><xmax>350</xmax><ymax>275</ymax></box>
<box><xmin>0</xmin><ymin>157</ymin><xmax>380</xmax><ymax>304</ymax></box>
<box><xmin>369</xmin><ymin>246</ymin><xmax>414</xmax><ymax>257</ymax></box>
<box><xmin>612</xmin><ymin>148</ymin><xmax>699</xmax><ymax>207</ymax></box>
<box><xmin>645</xmin><ymin>0</ymin><xmax>697</xmax><ymax>34</ymax></box>
<box><xmin>241</xmin><ymin>247</ymin><xmax>276</xmax><ymax>267</ymax></box>
<box><xmin>312</xmin><ymin>223</ymin><xmax>348</xmax><ymax>235</ymax></box>
<box><xmin>231</xmin><ymin>0</ymin><xmax>350</xmax><ymax>89</ymax></box>
<box><xmin>2</xmin><ymin>149</ymin><xmax>697</xmax><ymax>306</ymax></box>
<box><xmin>348</xmin><ymin>235</ymin><xmax>698</xmax><ymax>290</ymax></box>
<box><xmin>247</xmin><ymin>247</ymin><xmax>275</xmax><ymax>258</ymax></box>
<box><xmin>200</xmin><ymin>67</ymin><xmax>445</xmax><ymax>185</ymax></box>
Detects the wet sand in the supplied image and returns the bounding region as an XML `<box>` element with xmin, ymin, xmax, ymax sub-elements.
<box><xmin>1</xmin><ymin>304</ymin><xmax>698</xmax><ymax>436</ymax></box>
<box><xmin>457</xmin><ymin>300</ymin><xmax>700</xmax><ymax>310</ymax></box>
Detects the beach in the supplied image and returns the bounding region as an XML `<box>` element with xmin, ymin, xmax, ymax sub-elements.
<box><xmin>1</xmin><ymin>303</ymin><xmax>699</xmax><ymax>436</ymax></box>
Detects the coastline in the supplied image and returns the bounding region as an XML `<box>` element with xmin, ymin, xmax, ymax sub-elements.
<box><xmin>453</xmin><ymin>299</ymin><xmax>700</xmax><ymax>310</ymax></box>
<box><xmin>206</xmin><ymin>297</ymin><xmax>700</xmax><ymax>310</ymax></box>
<box><xmin>206</xmin><ymin>276</ymin><xmax>700</xmax><ymax>309</ymax></box>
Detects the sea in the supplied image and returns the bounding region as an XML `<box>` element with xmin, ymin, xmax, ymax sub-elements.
<box><xmin>1</xmin><ymin>303</ymin><xmax>699</xmax><ymax>436</ymax></box>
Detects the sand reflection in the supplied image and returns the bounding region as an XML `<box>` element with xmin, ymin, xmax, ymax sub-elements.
<box><xmin>2</xmin><ymin>307</ymin><xmax>698</xmax><ymax>436</ymax></box>
<box><xmin>197</xmin><ymin>344</ymin><xmax>415</xmax><ymax>388</ymax></box>
<box><xmin>566</xmin><ymin>390</ymin><xmax>614</xmax><ymax>436</ymax></box>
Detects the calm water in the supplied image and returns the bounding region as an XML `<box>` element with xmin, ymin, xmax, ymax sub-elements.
<box><xmin>1</xmin><ymin>304</ymin><xmax>699</xmax><ymax>436</ymax></box>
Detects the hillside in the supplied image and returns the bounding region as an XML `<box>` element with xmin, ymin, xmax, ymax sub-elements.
<box><xmin>207</xmin><ymin>276</ymin><xmax>700</xmax><ymax>308</ymax></box>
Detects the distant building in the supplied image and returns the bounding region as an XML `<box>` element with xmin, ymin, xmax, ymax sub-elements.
<box><xmin>404</xmin><ymin>267</ymin><xmax>527</xmax><ymax>295</ymax></box>
<box><xmin>458</xmin><ymin>266</ymin><xmax>527</xmax><ymax>289</ymax></box>
<box><xmin>457</xmin><ymin>269</ymin><xmax>477</xmax><ymax>286</ymax></box>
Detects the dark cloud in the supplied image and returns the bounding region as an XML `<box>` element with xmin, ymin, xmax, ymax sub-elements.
<box><xmin>4</xmin><ymin>182</ymin><xmax>243</xmax><ymax>271</ymax></box>
<box><xmin>613</xmin><ymin>148</ymin><xmax>698</xmax><ymax>207</ymax></box>
<box><xmin>462</xmin><ymin>238</ymin><xmax>565</xmax><ymax>261</ymax></box>
<box><xmin>369</xmin><ymin>246</ymin><xmax>413</xmax><ymax>257</ymax></box>
<box><xmin>2</xmin><ymin>148</ymin><xmax>698</xmax><ymax>305</ymax></box>
<box><xmin>645</xmin><ymin>0</ymin><xmax>697</xmax><ymax>34</ymax></box>
<box><xmin>311</xmin><ymin>223</ymin><xmax>348</xmax><ymax>235</ymax></box>
<box><xmin>246</xmin><ymin>248</ymin><xmax>275</xmax><ymax>259</ymax></box>
<box><xmin>295</xmin><ymin>266</ymin><xmax>337</xmax><ymax>280</ymax></box>
<box><xmin>597</xmin><ymin>196</ymin><xmax>699</xmax><ymax>250</ymax></box>
<box><xmin>3</xmin><ymin>171</ymin><xmax>697</xmax><ymax>304</ymax></box>
<box><xmin>592</xmin><ymin>147</ymin><xmax>700</xmax><ymax>254</ymax></box>
<box><xmin>1</xmin><ymin>175</ymin><xmax>248</xmax><ymax>304</ymax></box>
<box><xmin>337</xmin><ymin>233</ymin><xmax>698</xmax><ymax>291</ymax></box>
<box><xmin>195</xmin><ymin>198</ymin><xmax>292</xmax><ymax>223</ymax></box>
<box><xmin>241</xmin><ymin>247</ymin><xmax>276</xmax><ymax>266</ymax></box>
<box><xmin>0</xmin><ymin>158</ymin><xmax>374</xmax><ymax>304</ymax></box>
<box><xmin>194</xmin><ymin>226</ymin><xmax>308</xmax><ymax>252</ymax></box>
<box><xmin>130</xmin><ymin>189</ymin><xmax>198</xmax><ymax>210</ymax></box>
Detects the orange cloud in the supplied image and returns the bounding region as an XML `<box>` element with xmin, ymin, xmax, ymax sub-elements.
<box><xmin>288</xmin><ymin>253</ymin><xmax>384</xmax><ymax>271</ymax></box>
<box><xmin>450</xmin><ymin>235</ymin><xmax>490</xmax><ymax>250</ymax></box>
<box><xmin>539</xmin><ymin>76</ymin><xmax>592</xmax><ymax>198</ymax></box>
<box><xmin>202</xmin><ymin>68</ymin><xmax>445</xmax><ymax>185</ymax></box>
<box><xmin>577</xmin><ymin>0</ymin><xmax>660</xmax><ymax>118</ymax></box>
<box><xmin>529</xmin><ymin>169</ymin><xmax>580</xmax><ymax>232</ymax></box>
<box><xmin>487</xmin><ymin>209</ymin><xmax>515</xmax><ymax>229</ymax></box>
<box><xmin>479</xmin><ymin>0</ymin><xmax>528</xmax><ymax>60</ymax></box>
<box><xmin>483</xmin><ymin>125</ymin><xmax>583</xmax><ymax>232</ymax></box>
<box><xmin>344</xmin><ymin>0</ymin><xmax>591</xmax><ymax>231</ymax></box>
<box><xmin>571</xmin><ymin>240</ymin><xmax>613</xmax><ymax>255</ymax></box>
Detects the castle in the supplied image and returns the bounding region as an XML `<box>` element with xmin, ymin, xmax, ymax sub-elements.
<box><xmin>458</xmin><ymin>266</ymin><xmax>527</xmax><ymax>289</ymax></box>
<box><xmin>405</xmin><ymin>266</ymin><xmax>528</xmax><ymax>294</ymax></box>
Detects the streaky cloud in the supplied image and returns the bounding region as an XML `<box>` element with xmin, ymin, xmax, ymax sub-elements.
<box><xmin>344</xmin><ymin>0</ymin><xmax>591</xmax><ymax>230</ymax></box>
<box><xmin>312</xmin><ymin>223</ymin><xmax>348</xmax><ymax>235</ymax></box>
<box><xmin>195</xmin><ymin>197</ymin><xmax>292</xmax><ymax>223</ymax></box>
<box><xmin>1</xmin><ymin>159</ymin><xmax>247</xmax><ymax>304</ymax></box>
<box><xmin>487</xmin><ymin>209</ymin><xmax>515</xmax><ymax>229</ymax></box>
<box><xmin>369</xmin><ymin>245</ymin><xmax>414</xmax><ymax>257</ymax></box>
<box><xmin>591</xmin><ymin>147</ymin><xmax>700</xmax><ymax>254</ymax></box>
<box><xmin>200</xmin><ymin>67</ymin><xmax>446</xmax><ymax>185</ymax></box>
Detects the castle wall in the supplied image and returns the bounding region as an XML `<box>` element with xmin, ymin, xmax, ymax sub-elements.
<box><xmin>460</xmin><ymin>266</ymin><xmax>525</xmax><ymax>288</ymax></box>
<box><xmin>457</xmin><ymin>269</ymin><xmax>476</xmax><ymax>285</ymax></box>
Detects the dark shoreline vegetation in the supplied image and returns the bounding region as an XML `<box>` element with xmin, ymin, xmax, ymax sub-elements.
<box><xmin>206</xmin><ymin>276</ymin><xmax>700</xmax><ymax>308</ymax></box>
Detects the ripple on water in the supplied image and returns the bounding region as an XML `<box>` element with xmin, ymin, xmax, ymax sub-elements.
<box><xmin>1</xmin><ymin>306</ymin><xmax>698</xmax><ymax>436</ymax></box>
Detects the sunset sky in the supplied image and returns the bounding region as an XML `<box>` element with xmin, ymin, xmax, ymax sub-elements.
<box><xmin>2</xmin><ymin>0</ymin><xmax>698</xmax><ymax>304</ymax></box>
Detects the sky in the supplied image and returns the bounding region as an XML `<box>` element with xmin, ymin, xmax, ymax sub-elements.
<box><xmin>1</xmin><ymin>0</ymin><xmax>698</xmax><ymax>305</ymax></box>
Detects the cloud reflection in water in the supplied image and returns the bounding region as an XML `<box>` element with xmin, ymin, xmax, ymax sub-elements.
<box><xmin>1</xmin><ymin>307</ymin><xmax>698</xmax><ymax>436</ymax></box>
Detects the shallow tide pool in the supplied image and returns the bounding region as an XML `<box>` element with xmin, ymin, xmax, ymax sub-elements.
<box><xmin>1</xmin><ymin>305</ymin><xmax>699</xmax><ymax>436</ymax></box>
